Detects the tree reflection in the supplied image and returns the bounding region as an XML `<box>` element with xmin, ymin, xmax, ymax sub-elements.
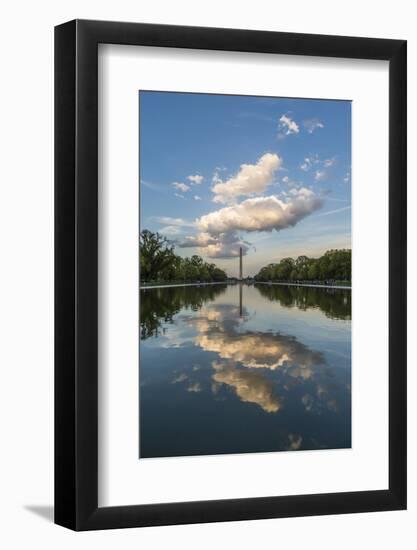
<box><xmin>256</xmin><ymin>284</ymin><xmax>351</xmax><ymax>320</ymax></box>
<box><xmin>140</xmin><ymin>284</ymin><xmax>227</xmax><ymax>339</ymax></box>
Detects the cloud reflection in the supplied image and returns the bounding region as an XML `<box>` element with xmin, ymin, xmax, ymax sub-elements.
<box><xmin>212</xmin><ymin>361</ymin><xmax>282</xmax><ymax>413</ymax></box>
<box><xmin>187</xmin><ymin>303</ymin><xmax>340</xmax><ymax>414</ymax></box>
<box><xmin>161</xmin><ymin>292</ymin><xmax>346</xmax><ymax>418</ymax></box>
<box><xmin>197</xmin><ymin>330</ymin><xmax>323</xmax><ymax>374</ymax></box>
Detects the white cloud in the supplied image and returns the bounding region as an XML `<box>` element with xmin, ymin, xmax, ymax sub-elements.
<box><xmin>314</xmin><ymin>170</ymin><xmax>326</xmax><ymax>181</ymax></box>
<box><xmin>198</xmin><ymin>240</ymin><xmax>249</xmax><ymax>259</ymax></box>
<box><xmin>152</xmin><ymin>216</ymin><xmax>195</xmax><ymax>227</ymax></box>
<box><xmin>174</xmin><ymin>193</ymin><xmax>185</xmax><ymax>199</ymax></box>
<box><xmin>282</xmin><ymin>175</ymin><xmax>300</xmax><ymax>187</ymax></box>
<box><xmin>187</xmin><ymin>174</ymin><xmax>204</xmax><ymax>185</ymax></box>
<box><xmin>323</xmin><ymin>157</ymin><xmax>336</xmax><ymax>168</ymax></box>
<box><xmin>300</xmin><ymin>155</ymin><xmax>335</xmax><ymax>179</ymax></box>
<box><xmin>212</xmin><ymin>171</ymin><xmax>222</xmax><ymax>185</ymax></box>
<box><xmin>194</xmin><ymin>195</ymin><xmax>202</xmax><ymax>201</ymax></box>
<box><xmin>300</xmin><ymin>154</ymin><xmax>319</xmax><ymax>171</ymax></box>
<box><xmin>198</xmin><ymin>189</ymin><xmax>323</xmax><ymax>235</ymax></box>
<box><xmin>211</xmin><ymin>153</ymin><xmax>282</xmax><ymax>204</ymax></box>
<box><xmin>303</xmin><ymin>118</ymin><xmax>324</xmax><ymax>133</ymax></box>
<box><xmin>141</xmin><ymin>179</ymin><xmax>162</xmax><ymax>191</ymax></box>
<box><xmin>172</xmin><ymin>181</ymin><xmax>190</xmax><ymax>192</ymax></box>
<box><xmin>180</xmin><ymin>231</ymin><xmax>249</xmax><ymax>258</ymax></box>
<box><xmin>278</xmin><ymin>114</ymin><xmax>300</xmax><ymax>136</ymax></box>
<box><xmin>179</xmin><ymin>232</ymin><xmax>218</xmax><ymax>248</ymax></box>
<box><xmin>159</xmin><ymin>225</ymin><xmax>183</xmax><ymax>235</ymax></box>
<box><xmin>314</xmin><ymin>205</ymin><xmax>351</xmax><ymax>218</ymax></box>
<box><xmin>180</xmin><ymin>188</ymin><xmax>323</xmax><ymax>258</ymax></box>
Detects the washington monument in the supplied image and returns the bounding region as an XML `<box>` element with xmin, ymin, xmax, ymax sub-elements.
<box><xmin>239</xmin><ymin>246</ymin><xmax>243</xmax><ymax>280</ymax></box>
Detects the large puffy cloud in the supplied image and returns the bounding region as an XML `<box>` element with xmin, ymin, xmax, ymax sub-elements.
<box><xmin>179</xmin><ymin>188</ymin><xmax>323</xmax><ymax>258</ymax></box>
<box><xmin>198</xmin><ymin>188</ymin><xmax>323</xmax><ymax>235</ymax></box>
<box><xmin>211</xmin><ymin>153</ymin><xmax>281</xmax><ymax>204</ymax></box>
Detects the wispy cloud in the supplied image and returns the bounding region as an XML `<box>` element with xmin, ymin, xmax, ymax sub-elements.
<box><xmin>300</xmin><ymin>155</ymin><xmax>336</xmax><ymax>182</ymax></box>
<box><xmin>172</xmin><ymin>182</ymin><xmax>190</xmax><ymax>193</ymax></box>
<box><xmin>159</xmin><ymin>225</ymin><xmax>184</xmax><ymax>235</ymax></box>
<box><xmin>323</xmin><ymin>157</ymin><xmax>336</xmax><ymax>168</ymax></box>
<box><xmin>282</xmin><ymin>175</ymin><xmax>301</xmax><ymax>187</ymax></box>
<box><xmin>194</xmin><ymin>195</ymin><xmax>202</xmax><ymax>201</ymax></box>
<box><xmin>187</xmin><ymin>174</ymin><xmax>204</xmax><ymax>185</ymax></box>
<box><xmin>141</xmin><ymin>179</ymin><xmax>162</xmax><ymax>192</ymax></box>
<box><xmin>303</xmin><ymin>118</ymin><xmax>324</xmax><ymax>133</ymax></box>
<box><xmin>314</xmin><ymin>170</ymin><xmax>326</xmax><ymax>182</ymax></box>
<box><xmin>325</xmin><ymin>196</ymin><xmax>350</xmax><ymax>203</ymax></box>
<box><xmin>151</xmin><ymin>216</ymin><xmax>195</xmax><ymax>227</ymax></box>
<box><xmin>313</xmin><ymin>205</ymin><xmax>351</xmax><ymax>218</ymax></box>
<box><xmin>300</xmin><ymin>154</ymin><xmax>319</xmax><ymax>172</ymax></box>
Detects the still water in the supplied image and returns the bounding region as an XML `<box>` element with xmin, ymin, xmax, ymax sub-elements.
<box><xmin>139</xmin><ymin>283</ymin><xmax>351</xmax><ymax>458</ymax></box>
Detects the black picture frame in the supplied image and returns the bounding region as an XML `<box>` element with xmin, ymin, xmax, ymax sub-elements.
<box><xmin>55</xmin><ymin>19</ymin><xmax>407</xmax><ymax>531</ymax></box>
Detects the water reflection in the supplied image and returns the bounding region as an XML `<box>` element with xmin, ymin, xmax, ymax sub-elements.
<box><xmin>212</xmin><ymin>361</ymin><xmax>282</xmax><ymax>413</ymax></box>
<box><xmin>139</xmin><ymin>284</ymin><xmax>351</xmax><ymax>458</ymax></box>
<box><xmin>195</xmin><ymin>316</ymin><xmax>324</xmax><ymax>373</ymax></box>
<box><xmin>140</xmin><ymin>284</ymin><xmax>227</xmax><ymax>339</ymax></box>
<box><xmin>256</xmin><ymin>284</ymin><xmax>351</xmax><ymax>320</ymax></box>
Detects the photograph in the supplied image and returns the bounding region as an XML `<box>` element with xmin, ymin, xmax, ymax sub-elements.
<box><xmin>139</xmin><ymin>91</ymin><xmax>352</xmax><ymax>458</ymax></box>
<box><xmin>0</xmin><ymin>0</ymin><xmax>409</xmax><ymax>542</ymax></box>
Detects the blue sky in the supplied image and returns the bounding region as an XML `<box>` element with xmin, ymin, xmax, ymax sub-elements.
<box><xmin>140</xmin><ymin>91</ymin><xmax>351</xmax><ymax>277</ymax></box>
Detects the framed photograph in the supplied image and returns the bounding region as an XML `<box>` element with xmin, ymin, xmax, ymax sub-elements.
<box><xmin>55</xmin><ymin>20</ymin><xmax>406</xmax><ymax>530</ymax></box>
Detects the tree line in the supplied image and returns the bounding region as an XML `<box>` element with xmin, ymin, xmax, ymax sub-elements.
<box><xmin>140</xmin><ymin>229</ymin><xmax>228</xmax><ymax>284</ymax></box>
<box><xmin>254</xmin><ymin>249</ymin><xmax>351</xmax><ymax>283</ymax></box>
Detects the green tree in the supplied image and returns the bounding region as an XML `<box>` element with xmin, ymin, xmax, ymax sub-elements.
<box><xmin>254</xmin><ymin>249</ymin><xmax>351</xmax><ymax>283</ymax></box>
<box><xmin>140</xmin><ymin>230</ymin><xmax>175</xmax><ymax>281</ymax></box>
<box><xmin>139</xmin><ymin>229</ymin><xmax>227</xmax><ymax>284</ymax></box>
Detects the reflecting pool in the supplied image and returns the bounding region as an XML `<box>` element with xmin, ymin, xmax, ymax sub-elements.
<box><xmin>139</xmin><ymin>283</ymin><xmax>351</xmax><ymax>458</ymax></box>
